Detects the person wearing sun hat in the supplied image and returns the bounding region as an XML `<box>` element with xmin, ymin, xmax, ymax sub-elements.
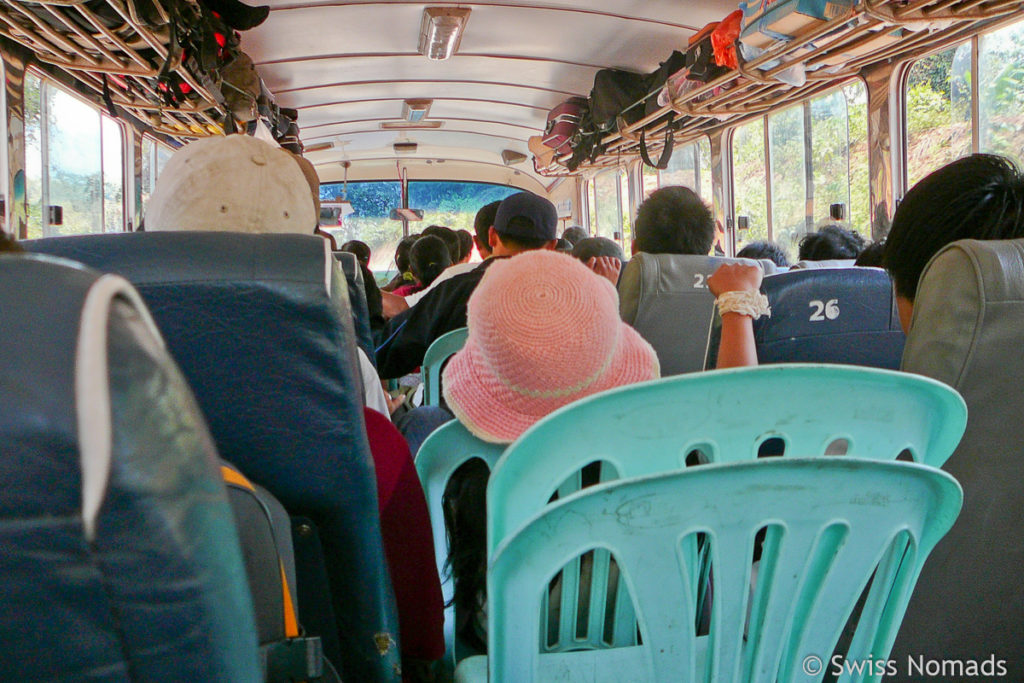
<box><xmin>443</xmin><ymin>249</ymin><xmax>660</xmax><ymax>443</ymax></box>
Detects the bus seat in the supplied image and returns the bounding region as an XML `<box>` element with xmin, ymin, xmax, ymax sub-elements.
<box><xmin>423</xmin><ymin>326</ymin><xmax>469</xmax><ymax>407</ymax></box>
<box><xmin>704</xmin><ymin>267</ymin><xmax>905</xmax><ymax>369</ymax></box>
<box><xmin>0</xmin><ymin>254</ymin><xmax>260</xmax><ymax>681</ymax></box>
<box><xmin>890</xmin><ymin>238</ymin><xmax>1024</xmax><ymax>680</ymax></box>
<box><xmin>463</xmin><ymin>459</ymin><xmax>961</xmax><ymax>682</ymax></box>
<box><xmin>24</xmin><ymin>232</ymin><xmax>402</xmax><ymax>683</ymax></box>
<box><xmin>788</xmin><ymin>258</ymin><xmax>857</xmax><ymax>269</ymax></box>
<box><xmin>415</xmin><ymin>420</ymin><xmax>506</xmax><ymax>672</ymax></box>
<box><xmin>618</xmin><ymin>252</ymin><xmax>778</xmax><ymax>375</ymax></box>
<box><xmin>334</xmin><ymin>250</ymin><xmax>376</xmax><ymax>361</ymax></box>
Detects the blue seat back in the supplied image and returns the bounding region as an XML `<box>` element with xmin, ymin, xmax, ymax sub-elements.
<box><xmin>25</xmin><ymin>232</ymin><xmax>401</xmax><ymax>682</ymax></box>
<box><xmin>415</xmin><ymin>420</ymin><xmax>506</xmax><ymax>670</ymax></box>
<box><xmin>484</xmin><ymin>459</ymin><xmax>962</xmax><ymax>682</ymax></box>
<box><xmin>892</xmin><ymin>238</ymin><xmax>1024</xmax><ymax>677</ymax></box>
<box><xmin>707</xmin><ymin>267</ymin><xmax>905</xmax><ymax>369</ymax></box>
<box><xmin>423</xmin><ymin>326</ymin><xmax>469</xmax><ymax>406</ymax></box>
<box><xmin>334</xmin><ymin>250</ymin><xmax>375</xmax><ymax>361</ymax></box>
<box><xmin>618</xmin><ymin>253</ymin><xmax>778</xmax><ymax>375</ymax></box>
<box><xmin>0</xmin><ymin>255</ymin><xmax>260</xmax><ymax>681</ymax></box>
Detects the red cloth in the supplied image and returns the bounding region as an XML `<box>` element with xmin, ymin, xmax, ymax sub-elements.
<box><xmin>362</xmin><ymin>408</ymin><xmax>445</xmax><ymax>664</ymax></box>
<box><xmin>392</xmin><ymin>283</ymin><xmax>424</xmax><ymax>298</ymax></box>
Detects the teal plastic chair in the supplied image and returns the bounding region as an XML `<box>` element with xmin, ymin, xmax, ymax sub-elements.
<box><xmin>423</xmin><ymin>327</ymin><xmax>469</xmax><ymax>406</ymax></box>
<box><xmin>415</xmin><ymin>420</ymin><xmax>506</xmax><ymax>672</ymax></box>
<box><xmin>484</xmin><ymin>364</ymin><xmax>966</xmax><ymax>664</ymax></box>
<box><xmin>458</xmin><ymin>458</ymin><xmax>962</xmax><ymax>682</ymax></box>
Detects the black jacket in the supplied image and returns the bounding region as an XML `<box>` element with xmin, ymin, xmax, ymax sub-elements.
<box><xmin>375</xmin><ymin>258</ymin><xmax>500</xmax><ymax>378</ymax></box>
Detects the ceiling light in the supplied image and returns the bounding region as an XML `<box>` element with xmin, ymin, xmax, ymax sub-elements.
<box><xmin>304</xmin><ymin>141</ymin><xmax>334</xmax><ymax>153</ymax></box>
<box><xmin>418</xmin><ymin>7</ymin><xmax>470</xmax><ymax>60</ymax></box>
<box><xmin>402</xmin><ymin>99</ymin><xmax>433</xmax><ymax>122</ymax></box>
<box><xmin>394</xmin><ymin>141</ymin><xmax>419</xmax><ymax>155</ymax></box>
<box><xmin>380</xmin><ymin>121</ymin><xmax>444</xmax><ymax>130</ymax></box>
<box><xmin>501</xmin><ymin>150</ymin><xmax>527</xmax><ymax>166</ymax></box>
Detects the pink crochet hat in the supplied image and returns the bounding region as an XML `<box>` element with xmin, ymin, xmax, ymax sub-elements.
<box><xmin>443</xmin><ymin>250</ymin><xmax>659</xmax><ymax>443</ymax></box>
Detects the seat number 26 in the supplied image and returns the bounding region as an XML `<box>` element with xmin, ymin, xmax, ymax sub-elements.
<box><xmin>809</xmin><ymin>299</ymin><xmax>840</xmax><ymax>321</ymax></box>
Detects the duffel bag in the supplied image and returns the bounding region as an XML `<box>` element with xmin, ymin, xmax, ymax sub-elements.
<box><xmin>590</xmin><ymin>68</ymin><xmax>648</xmax><ymax>132</ymax></box>
<box><xmin>542</xmin><ymin>97</ymin><xmax>588</xmax><ymax>154</ymax></box>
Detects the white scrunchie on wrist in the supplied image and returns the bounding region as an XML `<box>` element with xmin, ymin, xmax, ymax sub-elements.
<box><xmin>716</xmin><ymin>290</ymin><xmax>771</xmax><ymax>319</ymax></box>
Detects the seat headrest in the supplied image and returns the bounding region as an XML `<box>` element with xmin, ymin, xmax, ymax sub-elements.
<box><xmin>618</xmin><ymin>252</ymin><xmax>778</xmax><ymax>375</ymax></box>
<box><xmin>0</xmin><ymin>254</ymin><xmax>259</xmax><ymax>681</ymax></box>
<box><xmin>789</xmin><ymin>258</ymin><xmax>857</xmax><ymax>270</ymax></box>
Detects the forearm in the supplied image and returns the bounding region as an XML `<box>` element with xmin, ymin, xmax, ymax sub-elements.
<box><xmin>716</xmin><ymin>312</ymin><xmax>758</xmax><ymax>368</ymax></box>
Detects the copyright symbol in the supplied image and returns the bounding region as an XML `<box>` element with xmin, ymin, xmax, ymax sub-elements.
<box><xmin>802</xmin><ymin>655</ymin><xmax>823</xmax><ymax>676</ymax></box>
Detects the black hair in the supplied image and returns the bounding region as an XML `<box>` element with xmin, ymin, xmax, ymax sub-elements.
<box><xmin>572</xmin><ymin>236</ymin><xmax>624</xmax><ymax>263</ymax></box>
<box><xmin>409</xmin><ymin>234</ymin><xmax>452</xmax><ymax>287</ymax></box>
<box><xmin>443</xmin><ymin>458</ymin><xmax>490</xmax><ymax>654</ymax></box>
<box><xmin>634</xmin><ymin>185</ymin><xmax>714</xmax><ymax>255</ymax></box>
<box><xmin>884</xmin><ymin>154</ymin><xmax>1024</xmax><ymax>300</ymax></box>
<box><xmin>474</xmin><ymin>201</ymin><xmax>502</xmax><ymax>250</ymax></box>
<box><xmin>562</xmin><ymin>226</ymin><xmax>588</xmax><ymax>246</ymax></box>
<box><xmin>555</xmin><ymin>238</ymin><xmax>573</xmax><ymax>252</ymax></box>
<box><xmin>854</xmin><ymin>241</ymin><xmax>885</xmax><ymax>267</ymax></box>
<box><xmin>736</xmin><ymin>240</ymin><xmax>790</xmax><ymax>268</ymax></box>
<box><xmin>422</xmin><ymin>225</ymin><xmax>460</xmax><ymax>263</ymax></box>
<box><xmin>394</xmin><ymin>234</ymin><xmax>419</xmax><ymax>273</ymax></box>
<box><xmin>340</xmin><ymin>239</ymin><xmax>371</xmax><ymax>266</ymax></box>
<box><xmin>797</xmin><ymin>224</ymin><xmax>865</xmax><ymax>261</ymax></box>
<box><xmin>456</xmin><ymin>229</ymin><xmax>473</xmax><ymax>261</ymax></box>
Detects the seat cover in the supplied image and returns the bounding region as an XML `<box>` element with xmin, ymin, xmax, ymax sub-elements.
<box><xmin>0</xmin><ymin>254</ymin><xmax>259</xmax><ymax>681</ymax></box>
<box><xmin>892</xmin><ymin>238</ymin><xmax>1024</xmax><ymax>681</ymax></box>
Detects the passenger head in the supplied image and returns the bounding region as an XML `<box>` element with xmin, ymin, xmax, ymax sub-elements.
<box><xmin>572</xmin><ymin>236</ymin><xmax>624</xmax><ymax>264</ymax></box>
<box><xmin>633</xmin><ymin>186</ymin><xmax>714</xmax><ymax>255</ymax></box>
<box><xmin>145</xmin><ymin>135</ymin><xmax>316</xmax><ymax>233</ymax></box>
<box><xmin>341</xmin><ymin>239</ymin><xmax>371</xmax><ymax>268</ymax></box>
<box><xmin>456</xmin><ymin>229</ymin><xmax>474</xmax><ymax>263</ymax></box>
<box><xmin>409</xmin><ymin>235</ymin><xmax>452</xmax><ymax>288</ymax></box>
<box><xmin>473</xmin><ymin>200</ymin><xmax>501</xmax><ymax>259</ymax></box>
<box><xmin>884</xmin><ymin>154</ymin><xmax>1024</xmax><ymax>304</ymax></box>
<box><xmin>854</xmin><ymin>241</ymin><xmax>885</xmax><ymax>267</ymax></box>
<box><xmin>489</xmin><ymin>192</ymin><xmax>559</xmax><ymax>256</ymax></box>
<box><xmin>394</xmin><ymin>234</ymin><xmax>419</xmax><ymax>274</ymax></box>
<box><xmin>555</xmin><ymin>238</ymin><xmax>574</xmax><ymax>253</ymax></box>
<box><xmin>562</xmin><ymin>225</ymin><xmax>588</xmax><ymax>246</ymax></box>
<box><xmin>737</xmin><ymin>240</ymin><xmax>789</xmax><ymax>268</ymax></box>
<box><xmin>422</xmin><ymin>225</ymin><xmax>460</xmax><ymax>263</ymax></box>
<box><xmin>443</xmin><ymin>250</ymin><xmax>659</xmax><ymax>443</ymax></box>
<box><xmin>797</xmin><ymin>223</ymin><xmax>865</xmax><ymax>261</ymax></box>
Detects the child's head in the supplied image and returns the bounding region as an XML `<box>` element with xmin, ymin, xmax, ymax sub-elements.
<box><xmin>409</xmin><ymin>234</ymin><xmax>452</xmax><ymax>287</ymax></box>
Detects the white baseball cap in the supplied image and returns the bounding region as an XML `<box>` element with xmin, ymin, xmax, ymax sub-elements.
<box><xmin>145</xmin><ymin>134</ymin><xmax>316</xmax><ymax>234</ymax></box>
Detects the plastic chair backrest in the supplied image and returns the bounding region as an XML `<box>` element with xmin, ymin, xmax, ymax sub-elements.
<box><xmin>705</xmin><ymin>267</ymin><xmax>905</xmax><ymax>369</ymax></box>
<box><xmin>891</xmin><ymin>238</ymin><xmax>1024</xmax><ymax>677</ymax></box>
<box><xmin>25</xmin><ymin>232</ymin><xmax>400</xmax><ymax>682</ymax></box>
<box><xmin>618</xmin><ymin>252</ymin><xmax>778</xmax><ymax>375</ymax></box>
<box><xmin>490</xmin><ymin>363</ymin><xmax>966</xmax><ymax>556</ymax></box>
<box><xmin>423</xmin><ymin>326</ymin><xmax>469</xmax><ymax>406</ymax></box>
<box><xmin>333</xmin><ymin>250</ymin><xmax>375</xmax><ymax>361</ymax></box>
<box><xmin>415</xmin><ymin>420</ymin><xmax>506</xmax><ymax>670</ymax></box>
<box><xmin>482</xmin><ymin>459</ymin><xmax>962</xmax><ymax>682</ymax></box>
<box><xmin>788</xmin><ymin>258</ymin><xmax>856</xmax><ymax>269</ymax></box>
<box><xmin>0</xmin><ymin>255</ymin><xmax>260</xmax><ymax>681</ymax></box>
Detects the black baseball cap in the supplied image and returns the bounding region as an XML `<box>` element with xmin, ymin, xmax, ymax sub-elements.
<box><xmin>494</xmin><ymin>192</ymin><xmax>558</xmax><ymax>241</ymax></box>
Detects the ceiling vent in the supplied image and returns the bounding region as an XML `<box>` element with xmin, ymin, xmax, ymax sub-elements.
<box><xmin>501</xmin><ymin>149</ymin><xmax>528</xmax><ymax>166</ymax></box>
<box><xmin>403</xmin><ymin>99</ymin><xmax>433</xmax><ymax>122</ymax></box>
<box><xmin>380</xmin><ymin>121</ymin><xmax>444</xmax><ymax>130</ymax></box>
<box><xmin>394</xmin><ymin>141</ymin><xmax>419</xmax><ymax>155</ymax></box>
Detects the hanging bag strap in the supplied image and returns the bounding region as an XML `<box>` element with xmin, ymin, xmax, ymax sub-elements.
<box><xmin>639</xmin><ymin>112</ymin><xmax>675</xmax><ymax>169</ymax></box>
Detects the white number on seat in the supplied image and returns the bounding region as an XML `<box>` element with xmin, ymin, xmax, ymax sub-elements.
<box><xmin>693</xmin><ymin>273</ymin><xmax>707</xmax><ymax>289</ymax></box>
<box><xmin>809</xmin><ymin>299</ymin><xmax>840</xmax><ymax>321</ymax></box>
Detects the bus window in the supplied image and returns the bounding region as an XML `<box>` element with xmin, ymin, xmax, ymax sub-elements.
<box><xmin>25</xmin><ymin>73</ymin><xmax>125</xmax><ymax>238</ymax></box>
<box><xmin>641</xmin><ymin>163</ymin><xmax>658</xmax><ymax>199</ymax></box>
<box><xmin>732</xmin><ymin>117</ymin><xmax>768</xmax><ymax>253</ymax></box>
<box><xmin>658</xmin><ymin>138</ymin><xmax>712</xmax><ymax>207</ymax></box>
<box><xmin>409</xmin><ymin>180</ymin><xmax>517</xmax><ymax>259</ymax></box>
<box><xmin>769</xmin><ymin>103</ymin><xmax>807</xmax><ymax>257</ymax></box>
<box><xmin>905</xmin><ymin>44</ymin><xmax>972</xmax><ymax>188</ymax></box>
<box><xmin>586</xmin><ymin>179</ymin><xmax>598</xmax><ymax>234</ymax></box>
<box><xmin>980</xmin><ymin>21</ymin><xmax>1024</xmax><ymax>169</ymax></box>
<box><xmin>140</xmin><ymin>136</ymin><xmax>174</xmax><ymax>218</ymax></box>
<box><xmin>808</xmin><ymin>83</ymin><xmax>870</xmax><ymax>237</ymax></box>
<box><xmin>319</xmin><ymin>180</ymin><xmax>402</xmax><ymax>279</ymax></box>
<box><xmin>592</xmin><ymin>167</ymin><xmax>625</xmax><ymax>243</ymax></box>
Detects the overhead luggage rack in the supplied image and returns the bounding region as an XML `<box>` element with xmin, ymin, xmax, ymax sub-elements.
<box><xmin>536</xmin><ymin>0</ymin><xmax>1024</xmax><ymax>176</ymax></box>
<box><xmin>0</xmin><ymin>0</ymin><xmax>245</xmax><ymax>141</ymax></box>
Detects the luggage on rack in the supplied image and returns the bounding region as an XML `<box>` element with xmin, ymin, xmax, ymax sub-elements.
<box><xmin>589</xmin><ymin>68</ymin><xmax>649</xmax><ymax>132</ymax></box>
<box><xmin>644</xmin><ymin>50</ymin><xmax>688</xmax><ymax>116</ymax></box>
<box><xmin>542</xmin><ymin>97</ymin><xmax>588</xmax><ymax>154</ymax></box>
<box><xmin>686</xmin><ymin>21</ymin><xmax>731</xmax><ymax>83</ymax></box>
<box><xmin>739</xmin><ymin>0</ymin><xmax>856</xmax><ymax>51</ymax></box>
